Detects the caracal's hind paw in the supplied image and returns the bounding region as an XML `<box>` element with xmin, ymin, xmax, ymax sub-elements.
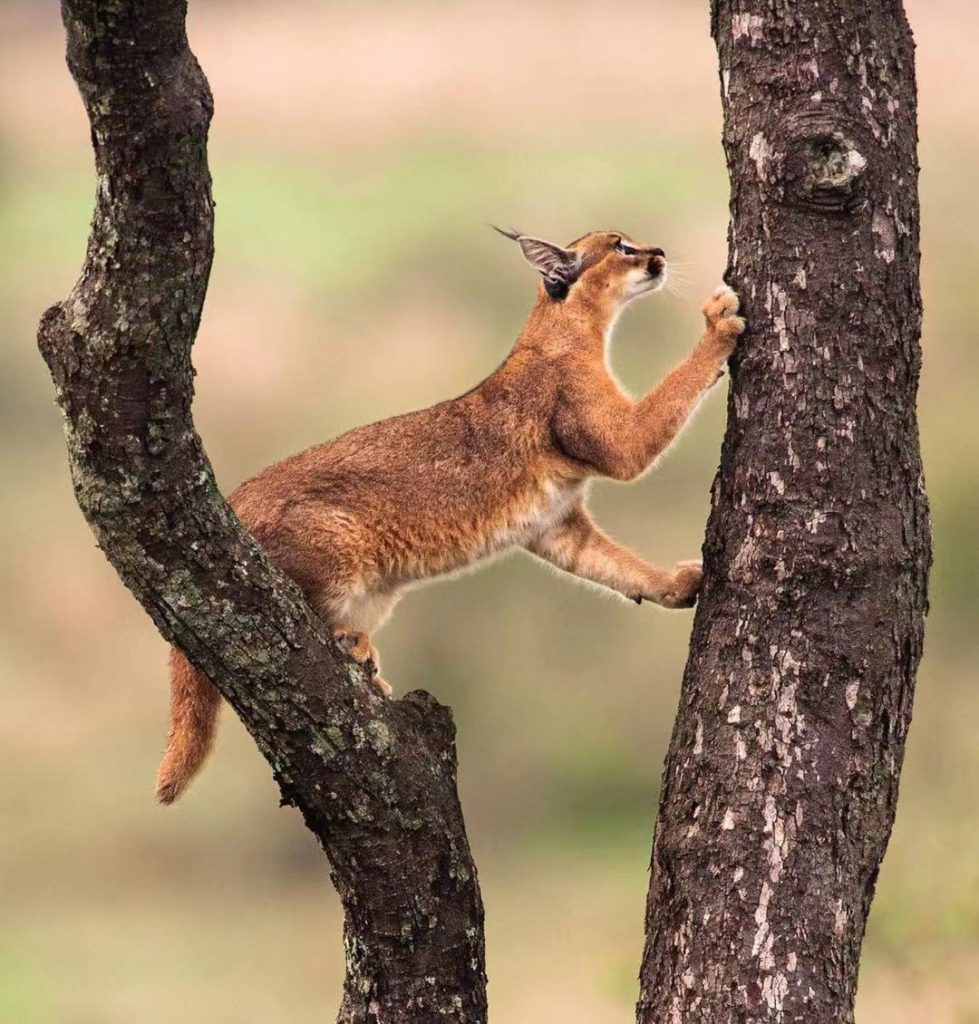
<box><xmin>332</xmin><ymin>627</ymin><xmax>372</xmax><ymax>663</ymax></box>
<box><xmin>333</xmin><ymin>627</ymin><xmax>392</xmax><ymax>698</ymax></box>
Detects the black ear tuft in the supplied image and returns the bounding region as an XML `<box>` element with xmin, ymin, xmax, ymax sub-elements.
<box><xmin>490</xmin><ymin>224</ymin><xmax>523</xmax><ymax>242</ymax></box>
<box><xmin>544</xmin><ymin>278</ymin><xmax>570</xmax><ymax>301</ymax></box>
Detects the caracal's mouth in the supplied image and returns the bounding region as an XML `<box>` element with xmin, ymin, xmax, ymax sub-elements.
<box><xmin>630</xmin><ymin>263</ymin><xmax>668</xmax><ymax>298</ymax></box>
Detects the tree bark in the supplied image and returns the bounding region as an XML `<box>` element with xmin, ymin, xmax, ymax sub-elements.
<box><xmin>38</xmin><ymin>3</ymin><xmax>486</xmax><ymax>1021</ymax></box>
<box><xmin>638</xmin><ymin>3</ymin><xmax>930</xmax><ymax>1022</ymax></box>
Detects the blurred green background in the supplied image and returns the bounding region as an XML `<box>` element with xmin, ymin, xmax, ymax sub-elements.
<box><xmin>1</xmin><ymin>1</ymin><xmax>976</xmax><ymax>1021</ymax></box>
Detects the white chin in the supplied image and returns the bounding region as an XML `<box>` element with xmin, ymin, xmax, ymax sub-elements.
<box><xmin>627</xmin><ymin>271</ymin><xmax>667</xmax><ymax>301</ymax></box>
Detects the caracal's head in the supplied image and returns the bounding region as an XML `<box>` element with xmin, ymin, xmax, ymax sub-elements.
<box><xmin>494</xmin><ymin>227</ymin><xmax>667</xmax><ymax>310</ymax></box>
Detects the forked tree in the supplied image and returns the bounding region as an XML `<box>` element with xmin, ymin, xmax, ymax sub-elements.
<box><xmin>38</xmin><ymin>2</ymin><xmax>928</xmax><ymax>1022</ymax></box>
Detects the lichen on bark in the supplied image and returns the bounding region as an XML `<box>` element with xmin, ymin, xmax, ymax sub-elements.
<box><xmin>38</xmin><ymin>2</ymin><xmax>487</xmax><ymax>1020</ymax></box>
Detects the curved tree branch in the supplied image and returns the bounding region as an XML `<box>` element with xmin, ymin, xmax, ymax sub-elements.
<box><xmin>37</xmin><ymin>3</ymin><xmax>486</xmax><ymax>1021</ymax></box>
<box><xmin>638</xmin><ymin>3</ymin><xmax>930</xmax><ymax>1021</ymax></box>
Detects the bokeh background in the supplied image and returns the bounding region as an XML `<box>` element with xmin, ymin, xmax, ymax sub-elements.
<box><xmin>1</xmin><ymin>1</ymin><xmax>976</xmax><ymax>1021</ymax></box>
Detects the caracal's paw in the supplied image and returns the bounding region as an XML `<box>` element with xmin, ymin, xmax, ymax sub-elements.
<box><xmin>703</xmin><ymin>284</ymin><xmax>746</xmax><ymax>356</ymax></box>
<box><xmin>332</xmin><ymin>628</ymin><xmax>392</xmax><ymax>698</ymax></box>
<box><xmin>332</xmin><ymin>627</ymin><xmax>372</xmax><ymax>663</ymax></box>
<box><xmin>660</xmin><ymin>560</ymin><xmax>704</xmax><ymax>609</ymax></box>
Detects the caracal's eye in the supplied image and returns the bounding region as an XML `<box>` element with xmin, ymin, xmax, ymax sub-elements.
<box><xmin>615</xmin><ymin>240</ymin><xmax>639</xmax><ymax>257</ymax></box>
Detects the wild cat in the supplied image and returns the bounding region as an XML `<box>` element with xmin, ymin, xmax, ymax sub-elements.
<box><xmin>156</xmin><ymin>228</ymin><xmax>745</xmax><ymax>803</ymax></box>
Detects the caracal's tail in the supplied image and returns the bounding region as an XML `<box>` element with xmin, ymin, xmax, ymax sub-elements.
<box><xmin>155</xmin><ymin>648</ymin><xmax>221</xmax><ymax>804</ymax></box>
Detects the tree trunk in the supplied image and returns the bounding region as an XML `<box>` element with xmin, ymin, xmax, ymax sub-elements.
<box><xmin>38</xmin><ymin>3</ymin><xmax>486</xmax><ymax>1021</ymax></box>
<box><xmin>638</xmin><ymin>3</ymin><xmax>930</xmax><ymax>1022</ymax></box>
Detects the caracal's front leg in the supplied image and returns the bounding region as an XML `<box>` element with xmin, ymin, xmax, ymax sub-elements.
<box><xmin>631</xmin><ymin>285</ymin><xmax>746</xmax><ymax>462</ymax></box>
<box><xmin>526</xmin><ymin>505</ymin><xmax>703</xmax><ymax>609</ymax></box>
<box><xmin>552</xmin><ymin>286</ymin><xmax>746</xmax><ymax>481</ymax></box>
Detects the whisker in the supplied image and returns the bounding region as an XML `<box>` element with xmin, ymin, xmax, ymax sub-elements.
<box><xmin>666</xmin><ymin>278</ymin><xmax>692</xmax><ymax>300</ymax></box>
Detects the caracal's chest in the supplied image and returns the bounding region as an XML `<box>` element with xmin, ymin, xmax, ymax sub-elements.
<box><xmin>487</xmin><ymin>477</ymin><xmax>584</xmax><ymax>553</ymax></box>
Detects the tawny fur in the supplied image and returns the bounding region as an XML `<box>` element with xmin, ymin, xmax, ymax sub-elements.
<box><xmin>156</xmin><ymin>647</ymin><xmax>222</xmax><ymax>804</ymax></box>
<box><xmin>156</xmin><ymin>230</ymin><xmax>745</xmax><ymax>803</ymax></box>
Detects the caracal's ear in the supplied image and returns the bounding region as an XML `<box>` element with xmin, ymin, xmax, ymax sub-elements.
<box><xmin>491</xmin><ymin>226</ymin><xmax>582</xmax><ymax>297</ymax></box>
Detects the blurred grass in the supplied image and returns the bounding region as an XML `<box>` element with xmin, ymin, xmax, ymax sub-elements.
<box><xmin>1</xmin><ymin>1</ymin><xmax>977</xmax><ymax>1022</ymax></box>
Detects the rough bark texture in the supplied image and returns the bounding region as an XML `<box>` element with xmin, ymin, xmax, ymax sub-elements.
<box><xmin>37</xmin><ymin>3</ymin><xmax>486</xmax><ymax>1021</ymax></box>
<box><xmin>638</xmin><ymin>3</ymin><xmax>930</xmax><ymax>1022</ymax></box>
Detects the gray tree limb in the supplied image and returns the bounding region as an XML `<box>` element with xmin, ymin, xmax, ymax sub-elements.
<box><xmin>37</xmin><ymin>3</ymin><xmax>486</xmax><ymax>1021</ymax></box>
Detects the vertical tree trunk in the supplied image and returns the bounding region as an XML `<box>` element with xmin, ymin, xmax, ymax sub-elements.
<box><xmin>638</xmin><ymin>3</ymin><xmax>930</xmax><ymax>1021</ymax></box>
<box><xmin>38</xmin><ymin>3</ymin><xmax>486</xmax><ymax>1020</ymax></box>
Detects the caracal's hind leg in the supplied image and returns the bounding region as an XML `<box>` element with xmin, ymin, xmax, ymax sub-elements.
<box><xmin>320</xmin><ymin>582</ymin><xmax>399</xmax><ymax>698</ymax></box>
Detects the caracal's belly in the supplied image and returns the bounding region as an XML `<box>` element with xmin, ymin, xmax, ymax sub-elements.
<box><xmin>372</xmin><ymin>473</ymin><xmax>584</xmax><ymax>592</ymax></box>
<box><xmin>475</xmin><ymin>477</ymin><xmax>585</xmax><ymax>561</ymax></box>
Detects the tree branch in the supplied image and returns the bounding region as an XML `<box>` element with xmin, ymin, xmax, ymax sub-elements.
<box><xmin>38</xmin><ymin>2</ymin><xmax>486</xmax><ymax>1020</ymax></box>
<box><xmin>637</xmin><ymin>3</ymin><xmax>930</xmax><ymax>1021</ymax></box>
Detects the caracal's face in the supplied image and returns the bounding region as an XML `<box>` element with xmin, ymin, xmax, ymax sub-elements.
<box><xmin>569</xmin><ymin>230</ymin><xmax>668</xmax><ymax>307</ymax></box>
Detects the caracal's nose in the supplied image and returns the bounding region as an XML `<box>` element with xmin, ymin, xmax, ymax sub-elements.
<box><xmin>648</xmin><ymin>248</ymin><xmax>666</xmax><ymax>276</ymax></box>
